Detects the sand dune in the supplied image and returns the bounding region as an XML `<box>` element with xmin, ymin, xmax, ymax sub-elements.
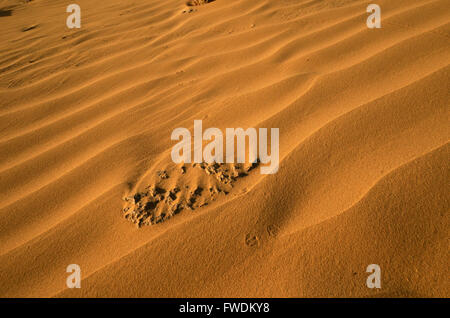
<box><xmin>0</xmin><ymin>0</ymin><xmax>448</xmax><ymax>297</ymax></box>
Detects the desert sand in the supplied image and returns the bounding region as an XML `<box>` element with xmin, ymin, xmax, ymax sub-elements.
<box><xmin>0</xmin><ymin>0</ymin><xmax>448</xmax><ymax>297</ymax></box>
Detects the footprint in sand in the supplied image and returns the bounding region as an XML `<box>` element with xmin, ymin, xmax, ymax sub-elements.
<box><xmin>186</xmin><ymin>0</ymin><xmax>215</xmax><ymax>6</ymax></box>
<box><xmin>122</xmin><ymin>161</ymin><xmax>260</xmax><ymax>228</ymax></box>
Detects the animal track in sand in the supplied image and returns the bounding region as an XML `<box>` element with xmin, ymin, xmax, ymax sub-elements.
<box><xmin>267</xmin><ymin>225</ymin><xmax>279</xmax><ymax>238</ymax></box>
<box><xmin>122</xmin><ymin>161</ymin><xmax>259</xmax><ymax>228</ymax></box>
<box><xmin>245</xmin><ymin>233</ymin><xmax>259</xmax><ymax>247</ymax></box>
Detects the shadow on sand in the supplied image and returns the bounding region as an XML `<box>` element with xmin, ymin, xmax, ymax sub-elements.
<box><xmin>0</xmin><ymin>9</ymin><xmax>13</xmax><ymax>17</ymax></box>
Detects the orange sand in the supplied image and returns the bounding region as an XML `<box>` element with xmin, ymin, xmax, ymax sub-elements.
<box><xmin>0</xmin><ymin>0</ymin><xmax>448</xmax><ymax>297</ymax></box>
